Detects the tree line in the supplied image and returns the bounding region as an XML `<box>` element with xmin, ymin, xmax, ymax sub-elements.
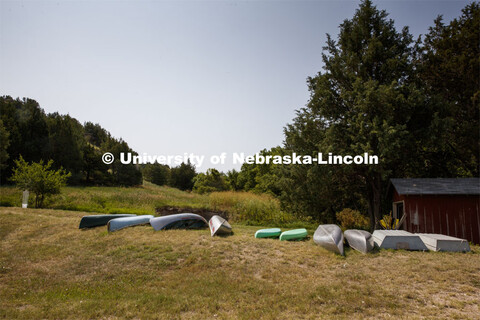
<box><xmin>1</xmin><ymin>1</ymin><xmax>478</xmax><ymax>227</ymax></box>
<box><xmin>193</xmin><ymin>1</ymin><xmax>479</xmax><ymax>228</ymax></box>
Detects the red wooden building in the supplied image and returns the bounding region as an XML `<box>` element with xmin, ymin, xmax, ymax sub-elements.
<box><xmin>390</xmin><ymin>178</ymin><xmax>480</xmax><ymax>245</ymax></box>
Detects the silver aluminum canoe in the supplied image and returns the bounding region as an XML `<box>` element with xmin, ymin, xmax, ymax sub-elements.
<box><xmin>209</xmin><ymin>215</ymin><xmax>232</xmax><ymax>236</ymax></box>
<box><xmin>149</xmin><ymin>213</ymin><xmax>208</xmax><ymax>231</ymax></box>
<box><xmin>107</xmin><ymin>215</ymin><xmax>154</xmax><ymax>232</ymax></box>
<box><xmin>313</xmin><ymin>224</ymin><xmax>344</xmax><ymax>255</ymax></box>
<box><xmin>344</xmin><ymin>229</ymin><xmax>374</xmax><ymax>254</ymax></box>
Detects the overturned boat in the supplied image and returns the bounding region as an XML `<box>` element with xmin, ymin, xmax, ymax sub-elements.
<box><xmin>79</xmin><ymin>214</ymin><xmax>136</xmax><ymax>229</ymax></box>
<box><xmin>313</xmin><ymin>224</ymin><xmax>344</xmax><ymax>255</ymax></box>
<box><xmin>209</xmin><ymin>215</ymin><xmax>232</xmax><ymax>236</ymax></box>
<box><xmin>107</xmin><ymin>215</ymin><xmax>154</xmax><ymax>232</ymax></box>
<box><xmin>344</xmin><ymin>229</ymin><xmax>374</xmax><ymax>254</ymax></box>
<box><xmin>417</xmin><ymin>233</ymin><xmax>470</xmax><ymax>252</ymax></box>
<box><xmin>372</xmin><ymin>230</ymin><xmax>428</xmax><ymax>251</ymax></box>
<box><xmin>150</xmin><ymin>213</ymin><xmax>208</xmax><ymax>231</ymax></box>
<box><xmin>255</xmin><ymin>228</ymin><xmax>282</xmax><ymax>238</ymax></box>
<box><xmin>279</xmin><ymin>228</ymin><xmax>307</xmax><ymax>241</ymax></box>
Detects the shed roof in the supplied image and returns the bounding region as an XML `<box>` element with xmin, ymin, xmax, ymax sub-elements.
<box><xmin>390</xmin><ymin>178</ymin><xmax>480</xmax><ymax>195</ymax></box>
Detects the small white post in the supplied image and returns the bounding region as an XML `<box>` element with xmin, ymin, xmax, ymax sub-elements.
<box><xmin>22</xmin><ymin>190</ymin><xmax>29</xmax><ymax>208</ymax></box>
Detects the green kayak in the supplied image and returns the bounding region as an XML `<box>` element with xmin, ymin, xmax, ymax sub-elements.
<box><xmin>279</xmin><ymin>228</ymin><xmax>308</xmax><ymax>241</ymax></box>
<box><xmin>255</xmin><ymin>228</ymin><xmax>282</xmax><ymax>238</ymax></box>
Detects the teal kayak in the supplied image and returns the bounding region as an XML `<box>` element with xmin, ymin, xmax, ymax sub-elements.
<box><xmin>279</xmin><ymin>228</ymin><xmax>308</xmax><ymax>241</ymax></box>
<box><xmin>255</xmin><ymin>228</ymin><xmax>282</xmax><ymax>238</ymax></box>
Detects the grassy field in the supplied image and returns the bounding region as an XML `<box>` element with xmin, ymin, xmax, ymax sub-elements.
<box><xmin>1</xmin><ymin>207</ymin><xmax>479</xmax><ymax>319</ymax></box>
<box><xmin>0</xmin><ymin>183</ymin><xmax>296</xmax><ymax>225</ymax></box>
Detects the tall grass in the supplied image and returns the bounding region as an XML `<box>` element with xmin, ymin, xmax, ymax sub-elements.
<box><xmin>0</xmin><ymin>183</ymin><xmax>297</xmax><ymax>225</ymax></box>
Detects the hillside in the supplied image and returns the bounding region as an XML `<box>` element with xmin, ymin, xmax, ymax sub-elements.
<box><xmin>1</xmin><ymin>207</ymin><xmax>479</xmax><ymax>319</ymax></box>
<box><xmin>0</xmin><ymin>183</ymin><xmax>295</xmax><ymax>226</ymax></box>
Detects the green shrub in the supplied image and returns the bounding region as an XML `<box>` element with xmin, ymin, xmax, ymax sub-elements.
<box><xmin>336</xmin><ymin>208</ymin><xmax>370</xmax><ymax>231</ymax></box>
<box><xmin>10</xmin><ymin>156</ymin><xmax>70</xmax><ymax>208</ymax></box>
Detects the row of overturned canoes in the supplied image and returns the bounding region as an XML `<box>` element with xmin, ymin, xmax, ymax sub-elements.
<box><xmin>80</xmin><ymin>214</ymin><xmax>471</xmax><ymax>254</ymax></box>
<box><xmin>79</xmin><ymin>213</ymin><xmax>232</xmax><ymax>237</ymax></box>
<box><xmin>254</xmin><ymin>225</ymin><xmax>471</xmax><ymax>255</ymax></box>
<box><xmin>254</xmin><ymin>225</ymin><xmax>369</xmax><ymax>255</ymax></box>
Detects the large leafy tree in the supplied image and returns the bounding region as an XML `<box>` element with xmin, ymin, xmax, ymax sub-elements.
<box><xmin>285</xmin><ymin>0</ymin><xmax>431</xmax><ymax>227</ymax></box>
<box><xmin>420</xmin><ymin>2</ymin><xmax>479</xmax><ymax>176</ymax></box>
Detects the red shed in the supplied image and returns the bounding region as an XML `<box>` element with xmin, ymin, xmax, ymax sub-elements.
<box><xmin>390</xmin><ymin>178</ymin><xmax>480</xmax><ymax>245</ymax></box>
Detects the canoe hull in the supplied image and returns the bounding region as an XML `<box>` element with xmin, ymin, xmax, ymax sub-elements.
<box><xmin>255</xmin><ymin>228</ymin><xmax>282</xmax><ymax>238</ymax></box>
<box><xmin>79</xmin><ymin>214</ymin><xmax>136</xmax><ymax>229</ymax></box>
<box><xmin>313</xmin><ymin>224</ymin><xmax>344</xmax><ymax>255</ymax></box>
<box><xmin>107</xmin><ymin>215</ymin><xmax>154</xmax><ymax>232</ymax></box>
<box><xmin>279</xmin><ymin>228</ymin><xmax>307</xmax><ymax>241</ymax></box>
<box><xmin>150</xmin><ymin>213</ymin><xmax>208</xmax><ymax>231</ymax></box>
<box><xmin>209</xmin><ymin>215</ymin><xmax>232</xmax><ymax>236</ymax></box>
<box><xmin>344</xmin><ymin>229</ymin><xmax>374</xmax><ymax>254</ymax></box>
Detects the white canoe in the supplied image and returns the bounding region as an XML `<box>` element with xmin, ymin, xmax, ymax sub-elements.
<box><xmin>417</xmin><ymin>233</ymin><xmax>470</xmax><ymax>252</ymax></box>
<box><xmin>372</xmin><ymin>230</ymin><xmax>428</xmax><ymax>251</ymax></box>
<box><xmin>209</xmin><ymin>215</ymin><xmax>232</xmax><ymax>236</ymax></box>
<box><xmin>107</xmin><ymin>215</ymin><xmax>154</xmax><ymax>232</ymax></box>
<box><xmin>313</xmin><ymin>224</ymin><xmax>344</xmax><ymax>255</ymax></box>
<box><xmin>344</xmin><ymin>229</ymin><xmax>374</xmax><ymax>254</ymax></box>
<box><xmin>150</xmin><ymin>213</ymin><xmax>208</xmax><ymax>231</ymax></box>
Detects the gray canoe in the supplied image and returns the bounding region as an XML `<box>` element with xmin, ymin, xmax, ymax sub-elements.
<box><xmin>344</xmin><ymin>229</ymin><xmax>374</xmax><ymax>254</ymax></box>
<box><xmin>107</xmin><ymin>215</ymin><xmax>154</xmax><ymax>232</ymax></box>
<box><xmin>150</xmin><ymin>213</ymin><xmax>208</xmax><ymax>231</ymax></box>
<box><xmin>313</xmin><ymin>224</ymin><xmax>344</xmax><ymax>255</ymax></box>
<box><xmin>209</xmin><ymin>215</ymin><xmax>232</xmax><ymax>236</ymax></box>
<box><xmin>79</xmin><ymin>214</ymin><xmax>136</xmax><ymax>229</ymax></box>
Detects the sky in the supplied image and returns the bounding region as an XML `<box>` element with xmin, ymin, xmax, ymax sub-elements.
<box><xmin>0</xmin><ymin>0</ymin><xmax>470</xmax><ymax>171</ymax></box>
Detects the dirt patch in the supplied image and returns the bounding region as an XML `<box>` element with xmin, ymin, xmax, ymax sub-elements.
<box><xmin>155</xmin><ymin>206</ymin><xmax>228</xmax><ymax>221</ymax></box>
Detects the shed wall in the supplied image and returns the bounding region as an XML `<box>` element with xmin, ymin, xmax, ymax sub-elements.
<box><xmin>393</xmin><ymin>190</ymin><xmax>480</xmax><ymax>244</ymax></box>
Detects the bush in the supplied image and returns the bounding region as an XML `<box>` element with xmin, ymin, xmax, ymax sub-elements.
<box><xmin>193</xmin><ymin>168</ymin><xmax>228</xmax><ymax>194</ymax></box>
<box><xmin>336</xmin><ymin>208</ymin><xmax>370</xmax><ymax>231</ymax></box>
<box><xmin>10</xmin><ymin>156</ymin><xmax>70</xmax><ymax>208</ymax></box>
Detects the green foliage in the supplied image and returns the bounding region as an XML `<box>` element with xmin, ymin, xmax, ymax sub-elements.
<box><xmin>102</xmin><ymin>138</ymin><xmax>142</xmax><ymax>187</ymax></box>
<box><xmin>10</xmin><ymin>156</ymin><xmax>70</xmax><ymax>208</ymax></box>
<box><xmin>336</xmin><ymin>208</ymin><xmax>370</xmax><ymax>231</ymax></box>
<box><xmin>0</xmin><ymin>96</ymin><xmax>143</xmax><ymax>187</ymax></box>
<box><xmin>169</xmin><ymin>161</ymin><xmax>196</xmax><ymax>191</ymax></box>
<box><xmin>142</xmin><ymin>163</ymin><xmax>170</xmax><ymax>186</ymax></box>
<box><xmin>237</xmin><ymin>147</ymin><xmax>284</xmax><ymax>196</ymax></box>
<box><xmin>193</xmin><ymin>168</ymin><xmax>228</xmax><ymax>194</ymax></box>
<box><xmin>225</xmin><ymin>169</ymin><xmax>240</xmax><ymax>191</ymax></box>
<box><xmin>420</xmin><ymin>3</ymin><xmax>479</xmax><ymax>176</ymax></box>
<box><xmin>0</xmin><ymin>119</ymin><xmax>10</xmax><ymax>172</ymax></box>
<box><xmin>283</xmin><ymin>0</ymin><xmax>431</xmax><ymax>227</ymax></box>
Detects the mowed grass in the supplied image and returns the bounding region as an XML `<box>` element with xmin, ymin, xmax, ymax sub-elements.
<box><xmin>0</xmin><ymin>183</ymin><xmax>296</xmax><ymax>225</ymax></box>
<box><xmin>1</xmin><ymin>207</ymin><xmax>479</xmax><ymax>319</ymax></box>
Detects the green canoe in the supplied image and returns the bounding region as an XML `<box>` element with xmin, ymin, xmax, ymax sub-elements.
<box><xmin>279</xmin><ymin>228</ymin><xmax>308</xmax><ymax>241</ymax></box>
<box><xmin>255</xmin><ymin>228</ymin><xmax>282</xmax><ymax>238</ymax></box>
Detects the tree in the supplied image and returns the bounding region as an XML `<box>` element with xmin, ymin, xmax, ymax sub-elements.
<box><xmin>46</xmin><ymin>113</ymin><xmax>85</xmax><ymax>183</ymax></box>
<box><xmin>10</xmin><ymin>156</ymin><xmax>70</xmax><ymax>208</ymax></box>
<box><xmin>419</xmin><ymin>2</ymin><xmax>479</xmax><ymax>176</ymax></box>
<box><xmin>225</xmin><ymin>169</ymin><xmax>240</xmax><ymax>191</ymax></box>
<box><xmin>142</xmin><ymin>163</ymin><xmax>170</xmax><ymax>186</ymax></box>
<box><xmin>101</xmin><ymin>137</ymin><xmax>142</xmax><ymax>186</ymax></box>
<box><xmin>192</xmin><ymin>168</ymin><xmax>228</xmax><ymax>194</ymax></box>
<box><xmin>0</xmin><ymin>120</ymin><xmax>10</xmax><ymax>171</ymax></box>
<box><xmin>284</xmin><ymin>0</ymin><xmax>430</xmax><ymax>228</ymax></box>
<box><xmin>169</xmin><ymin>161</ymin><xmax>196</xmax><ymax>191</ymax></box>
